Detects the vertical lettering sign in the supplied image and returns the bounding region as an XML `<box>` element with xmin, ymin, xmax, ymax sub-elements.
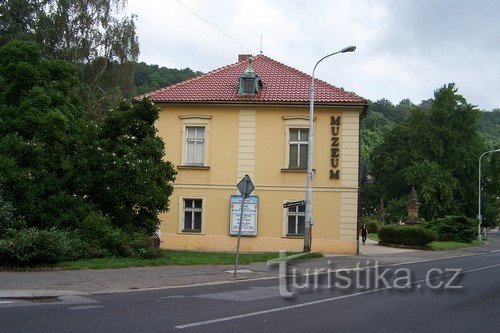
<box><xmin>330</xmin><ymin>116</ymin><xmax>341</xmax><ymax>179</ymax></box>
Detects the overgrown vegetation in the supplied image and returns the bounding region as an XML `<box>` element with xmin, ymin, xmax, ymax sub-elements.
<box><xmin>361</xmin><ymin>86</ymin><xmax>499</xmax><ymax>232</ymax></box>
<box><xmin>0</xmin><ymin>41</ymin><xmax>175</xmax><ymax>265</ymax></box>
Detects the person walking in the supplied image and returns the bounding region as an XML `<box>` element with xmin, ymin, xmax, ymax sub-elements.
<box><xmin>360</xmin><ymin>223</ymin><xmax>368</xmax><ymax>245</ymax></box>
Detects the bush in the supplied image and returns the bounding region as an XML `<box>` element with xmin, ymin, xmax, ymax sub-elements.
<box><xmin>129</xmin><ymin>233</ymin><xmax>161</xmax><ymax>259</ymax></box>
<box><xmin>0</xmin><ymin>197</ymin><xmax>26</xmax><ymax>237</ymax></box>
<box><xmin>360</xmin><ymin>216</ymin><xmax>381</xmax><ymax>233</ymax></box>
<box><xmin>75</xmin><ymin>212</ymin><xmax>133</xmax><ymax>258</ymax></box>
<box><xmin>426</xmin><ymin>215</ymin><xmax>477</xmax><ymax>243</ymax></box>
<box><xmin>378</xmin><ymin>225</ymin><xmax>438</xmax><ymax>246</ymax></box>
<box><xmin>75</xmin><ymin>212</ymin><xmax>161</xmax><ymax>258</ymax></box>
<box><xmin>0</xmin><ymin>227</ymin><xmax>84</xmax><ymax>265</ymax></box>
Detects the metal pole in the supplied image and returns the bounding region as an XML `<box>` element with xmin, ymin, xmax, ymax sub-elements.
<box><xmin>304</xmin><ymin>46</ymin><xmax>356</xmax><ymax>253</ymax></box>
<box><xmin>234</xmin><ymin>179</ymin><xmax>247</xmax><ymax>278</ymax></box>
<box><xmin>478</xmin><ymin>149</ymin><xmax>500</xmax><ymax>242</ymax></box>
<box><xmin>478</xmin><ymin>153</ymin><xmax>483</xmax><ymax>242</ymax></box>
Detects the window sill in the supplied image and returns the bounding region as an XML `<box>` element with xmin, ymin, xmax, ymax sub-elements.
<box><xmin>281</xmin><ymin>168</ymin><xmax>314</xmax><ymax>173</ymax></box>
<box><xmin>283</xmin><ymin>234</ymin><xmax>305</xmax><ymax>239</ymax></box>
<box><xmin>178</xmin><ymin>165</ymin><xmax>210</xmax><ymax>170</ymax></box>
<box><xmin>180</xmin><ymin>230</ymin><xmax>204</xmax><ymax>234</ymax></box>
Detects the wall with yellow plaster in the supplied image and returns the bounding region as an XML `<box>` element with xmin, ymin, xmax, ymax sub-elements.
<box><xmin>155</xmin><ymin>103</ymin><xmax>362</xmax><ymax>254</ymax></box>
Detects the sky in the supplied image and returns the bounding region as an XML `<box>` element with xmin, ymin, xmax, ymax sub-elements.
<box><xmin>126</xmin><ymin>0</ymin><xmax>499</xmax><ymax>111</ymax></box>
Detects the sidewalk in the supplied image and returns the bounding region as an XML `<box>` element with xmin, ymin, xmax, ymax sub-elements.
<box><xmin>1</xmin><ymin>236</ymin><xmax>498</xmax><ymax>299</ymax></box>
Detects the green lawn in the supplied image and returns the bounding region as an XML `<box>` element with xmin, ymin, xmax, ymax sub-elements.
<box><xmin>54</xmin><ymin>250</ymin><xmax>323</xmax><ymax>270</ymax></box>
<box><xmin>427</xmin><ymin>240</ymin><xmax>482</xmax><ymax>251</ymax></box>
<box><xmin>368</xmin><ymin>233</ymin><xmax>379</xmax><ymax>241</ymax></box>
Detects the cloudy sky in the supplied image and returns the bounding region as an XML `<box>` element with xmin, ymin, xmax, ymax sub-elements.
<box><xmin>126</xmin><ymin>0</ymin><xmax>499</xmax><ymax>110</ymax></box>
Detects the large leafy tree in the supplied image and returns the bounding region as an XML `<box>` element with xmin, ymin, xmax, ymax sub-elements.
<box><xmin>0</xmin><ymin>41</ymin><xmax>175</xmax><ymax>263</ymax></box>
<box><xmin>83</xmin><ymin>99</ymin><xmax>176</xmax><ymax>234</ymax></box>
<box><xmin>0</xmin><ymin>0</ymin><xmax>139</xmax><ymax>119</ymax></box>
<box><xmin>367</xmin><ymin>84</ymin><xmax>486</xmax><ymax>221</ymax></box>
<box><xmin>0</xmin><ymin>40</ymin><xmax>88</xmax><ymax>227</ymax></box>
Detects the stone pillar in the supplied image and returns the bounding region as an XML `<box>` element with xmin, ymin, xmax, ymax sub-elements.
<box><xmin>406</xmin><ymin>187</ymin><xmax>420</xmax><ymax>225</ymax></box>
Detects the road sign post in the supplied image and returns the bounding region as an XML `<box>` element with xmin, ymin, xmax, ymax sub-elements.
<box><xmin>234</xmin><ymin>174</ymin><xmax>254</xmax><ymax>278</ymax></box>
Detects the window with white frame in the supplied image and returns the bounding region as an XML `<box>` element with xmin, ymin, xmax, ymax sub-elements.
<box><xmin>287</xmin><ymin>204</ymin><xmax>305</xmax><ymax>235</ymax></box>
<box><xmin>289</xmin><ymin>128</ymin><xmax>309</xmax><ymax>169</ymax></box>
<box><xmin>183</xmin><ymin>199</ymin><xmax>202</xmax><ymax>232</ymax></box>
<box><xmin>186</xmin><ymin>126</ymin><xmax>205</xmax><ymax>166</ymax></box>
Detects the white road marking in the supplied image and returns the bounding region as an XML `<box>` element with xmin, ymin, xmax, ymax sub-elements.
<box><xmin>68</xmin><ymin>305</ymin><xmax>103</xmax><ymax>310</ymax></box>
<box><xmin>175</xmin><ymin>263</ymin><xmax>500</xmax><ymax>329</ymax></box>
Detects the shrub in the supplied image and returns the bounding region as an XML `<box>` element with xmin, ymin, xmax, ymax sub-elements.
<box><xmin>76</xmin><ymin>212</ymin><xmax>133</xmax><ymax>258</ymax></box>
<box><xmin>378</xmin><ymin>225</ymin><xmax>438</xmax><ymax>246</ymax></box>
<box><xmin>75</xmin><ymin>212</ymin><xmax>161</xmax><ymax>258</ymax></box>
<box><xmin>0</xmin><ymin>227</ymin><xmax>84</xmax><ymax>265</ymax></box>
<box><xmin>128</xmin><ymin>233</ymin><xmax>161</xmax><ymax>259</ymax></box>
<box><xmin>360</xmin><ymin>215</ymin><xmax>381</xmax><ymax>233</ymax></box>
<box><xmin>0</xmin><ymin>197</ymin><xmax>26</xmax><ymax>237</ymax></box>
<box><xmin>426</xmin><ymin>215</ymin><xmax>477</xmax><ymax>243</ymax></box>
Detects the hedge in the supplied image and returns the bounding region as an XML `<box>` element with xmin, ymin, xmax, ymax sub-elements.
<box><xmin>378</xmin><ymin>225</ymin><xmax>438</xmax><ymax>246</ymax></box>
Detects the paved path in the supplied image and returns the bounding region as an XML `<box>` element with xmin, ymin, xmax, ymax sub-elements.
<box><xmin>1</xmin><ymin>235</ymin><xmax>498</xmax><ymax>299</ymax></box>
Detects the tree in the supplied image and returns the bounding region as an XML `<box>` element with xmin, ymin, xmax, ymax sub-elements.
<box><xmin>366</xmin><ymin>84</ymin><xmax>486</xmax><ymax>222</ymax></box>
<box><xmin>477</xmin><ymin>109</ymin><xmax>500</xmax><ymax>148</ymax></box>
<box><xmin>134</xmin><ymin>62</ymin><xmax>203</xmax><ymax>95</ymax></box>
<box><xmin>483</xmin><ymin>153</ymin><xmax>499</xmax><ymax>229</ymax></box>
<box><xmin>0</xmin><ymin>40</ymin><xmax>86</xmax><ymax>225</ymax></box>
<box><xmin>0</xmin><ymin>41</ymin><xmax>175</xmax><ymax>263</ymax></box>
<box><xmin>0</xmin><ymin>0</ymin><xmax>139</xmax><ymax>120</ymax></box>
<box><xmin>84</xmin><ymin>99</ymin><xmax>176</xmax><ymax>234</ymax></box>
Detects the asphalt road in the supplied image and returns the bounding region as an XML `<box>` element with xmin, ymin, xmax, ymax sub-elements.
<box><xmin>1</xmin><ymin>241</ymin><xmax>499</xmax><ymax>332</ymax></box>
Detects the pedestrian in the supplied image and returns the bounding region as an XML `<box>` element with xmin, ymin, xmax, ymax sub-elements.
<box><xmin>360</xmin><ymin>223</ymin><xmax>368</xmax><ymax>245</ymax></box>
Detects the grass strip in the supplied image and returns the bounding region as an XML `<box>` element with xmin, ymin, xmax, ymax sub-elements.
<box><xmin>427</xmin><ymin>240</ymin><xmax>482</xmax><ymax>251</ymax></box>
<box><xmin>54</xmin><ymin>250</ymin><xmax>323</xmax><ymax>270</ymax></box>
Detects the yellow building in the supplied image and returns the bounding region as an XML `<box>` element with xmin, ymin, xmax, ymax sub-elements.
<box><xmin>139</xmin><ymin>54</ymin><xmax>367</xmax><ymax>254</ymax></box>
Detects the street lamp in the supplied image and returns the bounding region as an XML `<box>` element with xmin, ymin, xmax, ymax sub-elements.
<box><xmin>304</xmin><ymin>45</ymin><xmax>356</xmax><ymax>252</ymax></box>
<box><xmin>478</xmin><ymin>148</ymin><xmax>500</xmax><ymax>242</ymax></box>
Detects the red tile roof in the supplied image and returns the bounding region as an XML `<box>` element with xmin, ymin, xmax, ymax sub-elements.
<box><xmin>135</xmin><ymin>54</ymin><xmax>366</xmax><ymax>104</ymax></box>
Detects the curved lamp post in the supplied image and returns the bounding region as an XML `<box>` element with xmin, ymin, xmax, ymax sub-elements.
<box><xmin>478</xmin><ymin>148</ymin><xmax>500</xmax><ymax>241</ymax></box>
<box><xmin>304</xmin><ymin>45</ymin><xmax>356</xmax><ymax>252</ymax></box>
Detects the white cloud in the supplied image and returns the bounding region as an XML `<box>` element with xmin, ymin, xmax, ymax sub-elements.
<box><xmin>126</xmin><ymin>0</ymin><xmax>500</xmax><ymax>110</ymax></box>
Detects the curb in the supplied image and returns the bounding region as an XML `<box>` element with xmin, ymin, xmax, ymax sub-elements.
<box><xmin>0</xmin><ymin>289</ymin><xmax>89</xmax><ymax>299</ymax></box>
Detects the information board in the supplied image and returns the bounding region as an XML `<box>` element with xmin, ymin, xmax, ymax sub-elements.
<box><xmin>229</xmin><ymin>195</ymin><xmax>258</xmax><ymax>236</ymax></box>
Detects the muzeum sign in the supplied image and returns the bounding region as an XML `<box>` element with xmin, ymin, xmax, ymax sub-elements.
<box><xmin>330</xmin><ymin>115</ymin><xmax>341</xmax><ymax>180</ymax></box>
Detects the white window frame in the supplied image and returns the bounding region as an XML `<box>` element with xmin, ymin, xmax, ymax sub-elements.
<box><xmin>185</xmin><ymin>126</ymin><xmax>205</xmax><ymax>166</ymax></box>
<box><xmin>283</xmin><ymin>116</ymin><xmax>313</xmax><ymax>170</ymax></box>
<box><xmin>179</xmin><ymin>196</ymin><xmax>205</xmax><ymax>234</ymax></box>
<box><xmin>180</xmin><ymin>115</ymin><xmax>211</xmax><ymax>167</ymax></box>
<box><xmin>288</xmin><ymin>128</ymin><xmax>309</xmax><ymax>169</ymax></box>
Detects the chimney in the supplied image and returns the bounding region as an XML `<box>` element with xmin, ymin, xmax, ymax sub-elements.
<box><xmin>238</xmin><ymin>54</ymin><xmax>252</xmax><ymax>62</ymax></box>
